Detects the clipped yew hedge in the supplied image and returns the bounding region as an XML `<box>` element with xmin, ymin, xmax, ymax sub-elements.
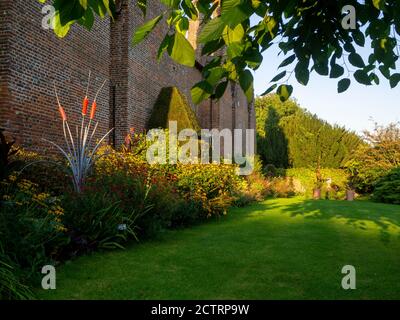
<box><xmin>147</xmin><ymin>87</ymin><xmax>201</xmax><ymax>133</ymax></box>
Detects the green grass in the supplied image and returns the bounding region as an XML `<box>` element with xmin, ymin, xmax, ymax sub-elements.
<box><xmin>37</xmin><ymin>198</ymin><xmax>400</xmax><ymax>300</ymax></box>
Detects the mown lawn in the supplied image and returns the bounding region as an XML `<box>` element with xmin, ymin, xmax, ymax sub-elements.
<box><xmin>37</xmin><ymin>197</ymin><xmax>400</xmax><ymax>300</ymax></box>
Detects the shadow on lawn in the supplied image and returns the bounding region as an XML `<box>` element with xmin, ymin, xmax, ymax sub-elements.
<box><xmin>262</xmin><ymin>199</ymin><xmax>400</xmax><ymax>244</ymax></box>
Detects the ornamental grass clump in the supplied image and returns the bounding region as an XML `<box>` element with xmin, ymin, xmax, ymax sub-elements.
<box><xmin>44</xmin><ymin>72</ymin><xmax>113</xmax><ymax>192</ymax></box>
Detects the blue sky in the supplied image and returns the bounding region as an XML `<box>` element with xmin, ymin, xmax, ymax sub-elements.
<box><xmin>253</xmin><ymin>42</ymin><xmax>400</xmax><ymax>135</ymax></box>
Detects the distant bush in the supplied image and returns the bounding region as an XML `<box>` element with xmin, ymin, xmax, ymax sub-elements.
<box><xmin>256</xmin><ymin>95</ymin><xmax>362</xmax><ymax>169</ymax></box>
<box><xmin>269</xmin><ymin>177</ymin><xmax>297</xmax><ymax>198</ymax></box>
<box><xmin>264</xmin><ymin>163</ymin><xmax>278</xmax><ymax>177</ymax></box>
<box><xmin>371</xmin><ymin>167</ymin><xmax>400</xmax><ymax>204</ymax></box>
<box><xmin>235</xmin><ymin>172</ymin><xmax>272</xmax><ymax>206</ymax></box>
<box><xmin>285</xmin><ymin>168</ymin><xmax>349</xmax><ymax>197</ymax></box>
<box><xmin>345</xmin><ymin>123</ymin><xmax>400</xmax><ymax>193</ymax></box>
<box><xmin>175</xmin><ymin>163</ymin><xmax>242</xmax><ymax>217</ymax></box>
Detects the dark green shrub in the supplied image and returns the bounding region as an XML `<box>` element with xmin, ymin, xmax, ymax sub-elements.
<box><xmin>0</xmin><ymin>176</ymin><xmax>67</xmax><ymax>280</ymax></box>
<box><xmin>0</xmin><ymin>129</ymin><xmax>22</xmax><ymax>180</ymax></box>
<box><xmin>270</xmin><ymin>177</ymin><xmax>296</xmax><ymax>198</ymax></box>
<box><xmin>170</xmin><ymin>198</ymin><xmax>204</xmax><ymax>227</ymax></box>
<box><xmin>0</xmin><ymin>249</ymin><xmax>34</xmax><ymax>300</ymax></box>
<box><xmin>62</xmin><ymin>175</ymin><xmax>150</xmax><ymax>253</ymax></box>
<box><xmin>147</xmin><ymin>87</ymin><xmax>201</xmax><ymax>133</ymax></box>
<box><xmin>372</xmin><ymin>167</ymin><xmax>400</xmax><ymax>204</ymax></box>
<box><xmin>175</xmin><ymin>163</ymin><xmax>242</xmax><ymax>217</ymax></box>
<box><xmin>135</xmin><ymin>179</ymin><xmax>177</xmax><ymax>238</ymax></box>
<box><xmin>10</xmin><ymin>149</ymin><xmax>71</xmax><ymax>195</ymax></box>
<box><xmin>345</xmin><ymin>123</ymin><xmax>400</xmax><ymax>193</ymax></box>
<box><xmin>264</xmin><ymin>164</ymin><xmax>277</xmax><ymax>177</ymax></box>
<box><xmin>256</xmin><ymin>95</ymin><xmax>362</xmax><ymax>169</ymax></box>
<box><xmin>285</xmin><ymin>168</ymin><xmax>348</xmax><ymax>197</ymax></box>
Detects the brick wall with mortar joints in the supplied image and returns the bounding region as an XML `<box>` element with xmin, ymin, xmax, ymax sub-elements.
<box><xmin>0</xmin><ymin>0</ymin><xmax>254</xmax><ymax>153</ymax></box>
<box><xmin>0</xmin><ymin>0</ymin><xmax>110</xmax><ymax>153</ymax></box>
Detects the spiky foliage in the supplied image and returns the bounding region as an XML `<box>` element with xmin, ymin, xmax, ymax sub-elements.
<box><xmin>44</xmin><ymin>73</ymin><xmax>113</xmax><ymax>193</ymax></box>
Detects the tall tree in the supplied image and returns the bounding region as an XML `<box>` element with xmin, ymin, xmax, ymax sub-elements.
<box><xmin>345</xmin><ymin>122</ymin><xmax>400</xmax><ymax>192</ymax></box>
<box><xmin>256</xmin><ymin>95</ymin><xmax>362</xmax><ymax>168</ymax></box>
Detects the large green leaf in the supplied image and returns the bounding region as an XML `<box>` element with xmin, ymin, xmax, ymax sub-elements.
<box><xmin>215</xmin><ymin>81</ymin><xmax>229</xmax><ymax>99</ymax></box>
<box><xmin>221</xmin><ymin>0</ymin><xmax>252</xmax><ymax>27</ymax></box>
<box><xmin>191</xmin><ymin>81</ymin><xmax>213</xmax><ymax>104</ymax></box>
<box><xmin>329</xmin><ymin>64</ymin><xmax>345</xmax><ymax>79</ymax></box>
<box><xmin>54</xmin><ymin>0</ymin><xmax>86</xmax><ymax>26</ymax></box>
<box><xmin>277</xmin><ymin>84</ymin><xmax>293</xmax><ymax>102</ymax></box>
<box><xmin>295</xmin><ymin>61</ymin><xmax>310</xmax><ymax>85</ymax></box>
<box><xmin>227</xmin><ymin>42</ymin><xmax>244</xmax><ymax>59</ymax></box>
<box><xmin>132</xmin><ymin>14</ymin><xmax>163</xmax><ymax>46</ymax></box>
<box><xmin>78</xmin><ymin>7</ymin><xmax>95</xmax><ymax>30</ymax></box>
<box><xmin>88</xmin><ymin>0</ymin><xmax>110</xmax><ymax>18</ymax></box>
<box><xmin>337</xmin><ymin>78</ymin><xmax>351</xmax><ymax>93</ymax></box>
<box><xmin>53</xmin><ymin>12</ymin><xmax>75</xmax><ymax>38</ymax></box>
<box><xmin>354</xmin><ymin>70</ymin><xmax>372</xmax><ymax>85</ymax></box>
<box><xmin>202</xmin><ymin>39</ymin><xmax>225</xmax><ymax>55</ymax></box>
<box><xmin>389</xmin><ymin>73</ymin><xmax>400</xmax><ymax>88</ymax></box>
<box><xmin>157</xmin><ymin>34</ymin><xmax>172</xmax><ymax>61</ymax></box>
<box><xmin>222</xmin><ymin>24</ymin><xmax>245</xmax><ymax>45</ymax></box>
<box><xmin>243</xmin><ymin>47</ymin><xmax>263</xmax><ymax>70</ymax></box>
<box><xmin>205</xmin><ymin>67</ymin><xmax>226</xmax><ymax>86</ymax></box>
<box><xmin>349</xmin><ymin>52</ymin><xmax>365</xmax><ymax>68</ymax></box>
<box><xmin>198</xmin><ymin>17</ymin><xmax>226</xmax><ymax>43</ymax></box>
<box><xmin>239</xmin><ymin>70</ymin><xmax>254</xmax><ymax>102</ymax></box>
<box><xmin>168</xmin><ymin>32</ymin><xmax>195</xmax><ymax>67</ymax></box>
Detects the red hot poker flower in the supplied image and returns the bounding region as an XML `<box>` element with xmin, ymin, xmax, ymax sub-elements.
<box><xmin>90</xmin><ymin>101</ymin><xmax>97</xmax><ymax>120</ymax></box>
<box><xmin>58</xmin><ymin>105</ymin><xmax>67</xmax><ymax>121</ymax></box>
<box><xmin>82</xmin><ymin>96</ymin><xmax>89</xmax><ymax>116</ymax></box>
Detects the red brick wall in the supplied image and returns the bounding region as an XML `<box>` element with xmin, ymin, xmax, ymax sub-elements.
<box><xmin>0</xmin><ymin>0</ymin><xmax>254</xmax><ymax>153</ymax></box>
<box><xmin>0</xmin><ymin>0</ymin><xmax>13</xmax><ymax>135</ymax></box>
<box><xmin>0</xmin><ymin>0</ymin><xmax>110</xmax><ymax>152</ymax></box>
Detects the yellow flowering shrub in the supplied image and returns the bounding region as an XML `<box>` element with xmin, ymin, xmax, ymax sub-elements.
<box><xmin>0</xmin><ymin>173</ymin><xmax>69</xmax><ymax>284</ymax></box>
<box><xmin>5</xmin><ymin>148</ymin><xmax>70</xmax><ymax>194</ymax></box>
<box><xmin>95</xmin><ymin>145</ymin><xmax>149</xmax><ymax>178</ymax></box>
<box><xmin>174</xmin><ymin>163</ymin><xmax>243</xmax><ymax>217</ymax></box>
<box><xmin>1</xmin><ymin>174</ymin><xmax>67</xmax><ymax>233</ymax></box>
